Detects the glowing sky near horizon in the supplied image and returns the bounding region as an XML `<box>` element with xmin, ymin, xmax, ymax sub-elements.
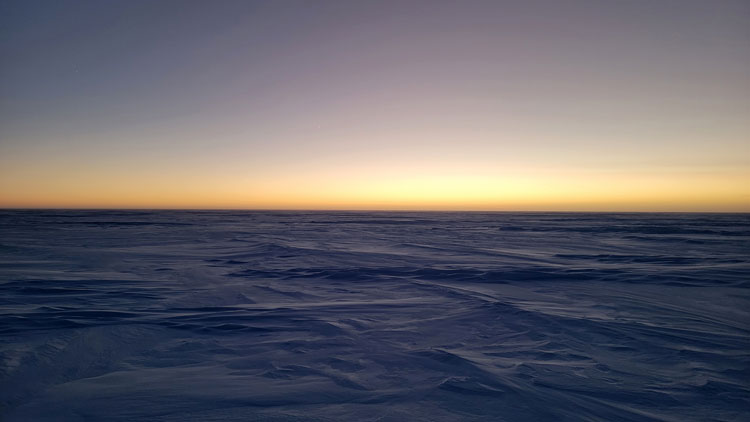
<box><xmin>1</xmin><ymin>0</ymin><xmax>749</xmax><ymax>211</ymax></box>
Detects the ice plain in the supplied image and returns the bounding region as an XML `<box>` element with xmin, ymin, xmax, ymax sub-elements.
<box><xmin>0</xmin><ymin>210</ymin><xmax>748</xmax><ymax>421</ymax></box>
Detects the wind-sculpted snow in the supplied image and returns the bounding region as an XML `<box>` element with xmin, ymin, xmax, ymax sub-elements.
<box><xmin>0</xmin><ymin>211</ymin><xmax>748</xmax><ymax>421</ymax></box>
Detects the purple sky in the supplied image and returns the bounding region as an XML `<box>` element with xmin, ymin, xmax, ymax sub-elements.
<box><xmin>1</xmin><ymin>0</ymin><xmax>748</xmax><ymax>210</ymax></box>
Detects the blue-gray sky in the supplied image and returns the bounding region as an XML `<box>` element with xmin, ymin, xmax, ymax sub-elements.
<box><xmin>1</xmin><ymin>0</ymin><xmax>748</xmax><ymax>210</ymax></box>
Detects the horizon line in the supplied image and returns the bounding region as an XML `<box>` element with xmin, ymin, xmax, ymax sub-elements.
<box><xmin>1</xmin><ymin>207</ymin><xmax>748</xmax><ymax>214</ymax></box>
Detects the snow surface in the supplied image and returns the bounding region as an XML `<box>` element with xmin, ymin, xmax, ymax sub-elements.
<box><xmin>0</xmin><ymin>211</ymin><xmax>748</xmax><ymax>421</ymax></box>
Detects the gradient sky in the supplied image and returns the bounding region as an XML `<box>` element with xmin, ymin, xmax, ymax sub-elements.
<box><xmin>1</xmin><ymin>0</ymin><xmax>748</xmax><ymax>211</ymax></box>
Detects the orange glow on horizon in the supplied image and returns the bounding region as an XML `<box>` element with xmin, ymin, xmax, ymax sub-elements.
<box><xmin>2</xmin><ymin>158</ymin><xmax>748</xmax><ymax>212</ymax></box>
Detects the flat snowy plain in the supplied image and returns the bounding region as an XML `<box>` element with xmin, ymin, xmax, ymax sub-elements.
<box><xmin>1</xmin><ymin>211</ymin><xmax>748</xmax><ymax>421</ymax></box>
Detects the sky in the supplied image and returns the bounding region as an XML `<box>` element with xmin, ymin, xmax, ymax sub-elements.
<box><xmin>1</xmin><ymin>0</ymin><xmax>748</xmax><ymax>211</ymax></box>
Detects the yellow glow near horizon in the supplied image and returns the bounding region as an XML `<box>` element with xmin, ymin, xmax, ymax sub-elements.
<box><xmin>1</xmin><ymin>152</ymin><xmax>748</xmax><ymax>211</ymax></box>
